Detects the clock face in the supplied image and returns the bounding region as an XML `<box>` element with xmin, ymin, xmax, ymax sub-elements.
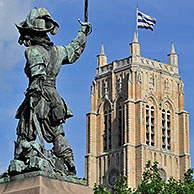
<box><xmin>107</xmin><ymin>168</ymin><xmax>119</xmax><ymax>187</ymax></box>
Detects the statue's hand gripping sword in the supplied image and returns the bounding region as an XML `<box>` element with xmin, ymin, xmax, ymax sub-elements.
<box><xmin>78</xmin><ymin>0</ymin><xmax>92</xmax><ymax>35</ymax></box>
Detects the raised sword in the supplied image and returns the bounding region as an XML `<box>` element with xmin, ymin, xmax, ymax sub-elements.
<box><xmin>78</xmin><ymin>0</ymin><xmax>92</xmax><ymax>35</ymax></box>
<box><xmin>84</xmin><ymin>0</ymin><xmax>89</xmax><ymax>22</ymax></box>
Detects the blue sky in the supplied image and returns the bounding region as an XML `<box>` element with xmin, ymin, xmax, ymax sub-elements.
<box><xmin>0</xmin><ymin>0</ymin><xmax>194</xmax><ymax>178</ymax></box>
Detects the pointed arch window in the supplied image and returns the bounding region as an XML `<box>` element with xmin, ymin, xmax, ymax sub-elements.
<box><xmin>99</xmin><ymin>157</ymin><xmax>101</xmax><ymax>183</ymax></box>
<box><xmin>118</xmin><ymin>103</ymin><xmax>124</xmax><ymax>147</ymax></box>
<box><xmin>103</xmin><ymin>103</ymin><xmax>112</xmax><ymax>151</ymax></box>
<box><xmin>146</xmin><ymin>105</ymin><xmax>155</xmax><ymax>146</ymax></box>
<box><xmin>162</xmin><ymin>109</ymin><xmax>171</xmax><ymax>150</ymax></box>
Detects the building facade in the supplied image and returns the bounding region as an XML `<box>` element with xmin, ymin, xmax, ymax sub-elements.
<box><xmin>85</xmin><ymin>32</ymin><xmax>191</xmax><ymax>189</ymax></box>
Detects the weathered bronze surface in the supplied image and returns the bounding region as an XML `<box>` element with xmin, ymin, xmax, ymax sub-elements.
<box><xmin>1</xmin><ymin>7</ymin><xmax>91</xmax><ymax>182</ymax></box>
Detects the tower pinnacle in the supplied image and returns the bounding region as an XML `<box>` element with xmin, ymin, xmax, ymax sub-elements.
<box><xmin>97</xmin><ymin>42</ymin><xmax>108</xmax><ymax>69</ymax></box>
<box><xmin>132</xmin><ymin>30</ymin><xmax>138</xmax><ymax>43</ymax></box>
<box><xmin>170</xmin><ymin>40</ymin><xmax>176</xmax><ymax>54</ymax></box>
<box><xmin>168</xmin><ymin>40</ymin><xmax>178</xmax><ymax>68</ymax></box>
<box><xmin>130</xmin><ymin>30</ymin><xmax>140</xmax><ymax>56</ymax></box>
<box><xmin>100</xmin><ymin>42</ymin><xmax>105</xmax><ymax>54</ymax></box>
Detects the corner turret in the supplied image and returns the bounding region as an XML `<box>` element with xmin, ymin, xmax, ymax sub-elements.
<box><xmin>130</xmin><ymin>31</ymin><xmax>140</xmax><ymax>56</ymax></box>
<box><xmin>168</xmin><ymin>41</ymin><xmax>178</xmax><ymax>67</ymax></box>
<box><xmin>97</xmin><ymin>42</ymin><xmax>107</xmax><ymax>67</ymax></box>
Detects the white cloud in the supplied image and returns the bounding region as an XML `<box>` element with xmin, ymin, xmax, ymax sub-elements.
<box><xmin>0</xmin><ymin>0</ymin><xmax>33</xmax><ymax>77</ymax></box>
<box><xmin>0</xmin><ymin>0</ymin><xmax>32</xmax><ymax>41</ymax></box>
<box><xmin>32</xmin><ymin>0</ymin><xmax>78</xmax><ymax>12</ymax></box>
<box><xmin>0</xmin><ymin>0</ymin><xmax>74</xmax><ymax>78</ymax></box>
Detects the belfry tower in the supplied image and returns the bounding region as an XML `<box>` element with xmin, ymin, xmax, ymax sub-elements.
<box><xmin>85</xmin><ymin>33</ymin><xmax>191</xmax><ymax>189</ymax></box>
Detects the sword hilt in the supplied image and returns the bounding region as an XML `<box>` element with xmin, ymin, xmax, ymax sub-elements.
<box><xmin>78</xmin><ymin>18</ymin><xmax>92</xmax><ymax>35</ymax></box>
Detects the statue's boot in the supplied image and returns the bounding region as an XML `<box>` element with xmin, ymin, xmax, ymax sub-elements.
<box><xmin>53</xmin><ymin>135</ymin><xmax>77</xmax><ymax>175</ymax></box>
<box><xmin>63</xmin><ymin>155</ymin><xmax>76</xmax><ymax>176</ymax></box>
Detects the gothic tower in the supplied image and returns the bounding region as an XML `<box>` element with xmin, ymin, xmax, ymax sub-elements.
<box><xmin>85</xmin><ymin>34</ymin><xmax>191</xmax><ymax>189</ymax></box>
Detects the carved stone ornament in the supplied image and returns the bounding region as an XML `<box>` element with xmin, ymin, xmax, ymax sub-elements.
<box><xmin>91</xmin><ymin>81</ymin><xmax>96</xmax><ymax>96</ymax></box>
<box><xmin>179</xmin><ymin>84</ymin><xmax>184</xmax><ymax>95</ymax></box>
<box><xmin>117</xmin><ymin>76</ymin><xmax>122</xmax><ymax>91</ymax></box>
<box><xmin>107</xmin><ymin>168</ymin><xmax>119</xmax><ymax>187</ymax></box>
<box><xmin>159</xmin><ymin>168</ymin><xmax>167</xmax><ymax>181</ymax></box>
<box><xmin>149</xmin><ymin>74</ymin><xmax>154</xmax><ymax>88</ymax></box>
<box><xmin>128</xmin><ymin>71</ymin><xmax>132</xmax><ymax>83</ymax></box>
<box><xmin>137</xmin><ymin>71</ymin><xmax>142</xmax><ymax>84</ymax></box>
<box><xmin>104</xmin><ymin>80</ymin><xmax>108</xmax><ymax>96</ymax></box>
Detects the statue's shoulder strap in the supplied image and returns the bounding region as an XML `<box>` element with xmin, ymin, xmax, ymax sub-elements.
<box><xmin>44</xmin><ymin>46</ymin><xmax>58</xmax><ymax>74</ymax></box>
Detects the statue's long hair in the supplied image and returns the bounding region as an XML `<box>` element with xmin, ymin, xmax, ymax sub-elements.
<box><xmin>18</xmin><ymin>31</ymin><xmax>54</xmax><ymax>50</ymax></box>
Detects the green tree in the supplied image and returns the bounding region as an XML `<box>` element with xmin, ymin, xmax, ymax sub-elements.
<box><xmin>163</xmin><ymin>168</ymin><xmax>194</xmax><ymax>194</ymax></box>
<box><xmin>134</xmin><ymin>161</ymin><xmax>165</xmax><ymax>194</ymax></box>
<box><xmin>113</xmin><ymin>175</ymin><xmax>132</xmax><ymax>194</ymax></box>
<box><xmin>93</xmin><ymin>183</ymin><xmax>110</xmax><ymax>194</ymax></box>
<box><xmin>93</xmin><ymin>161</ymin><xmax>194</xmax><ymax>194</ymax></box>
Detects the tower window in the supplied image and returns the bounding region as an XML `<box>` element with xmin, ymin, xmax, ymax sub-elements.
<box><xmin>108</xmin><ymin>155</ymin><xmax>110</xmax><ymax>167</ymax></box>
<box><xmin>118</xmin><ymin>104</ymin><xmax>124</xmax><ymax>146</ymax></box>
<box><xmin>104</xmin><ymin>111</ymin><xmax>108</xmax><ymax>151</ymax></box>
<box><xmin>162</xmin><ymin>109</ymin><xmax>171</xmax><ymax>150</ymax></box>
<box><xmin>108</xmin><ymin>110</ymin><xmax>112</xmax><ymax>150</ymax></box>
<box><xmin>145</xmin><ymin>105</ymin><xmax>155</xmax><ymax>146</ymax></box>
<box><xmin>103</xmin><ymin>105</ymin><xmax>112</xmax><ymax>151</ymax></box>
<box><xmin>99</xmin><ymin>157</ymin><xmax>101</xmax><ymax>183</ymax></box>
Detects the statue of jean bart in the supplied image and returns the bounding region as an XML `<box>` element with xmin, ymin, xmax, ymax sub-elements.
<box><xmin>5</xmin><ymin>8</ymin><xmax>91</xmax><ymax>179</ymax></box>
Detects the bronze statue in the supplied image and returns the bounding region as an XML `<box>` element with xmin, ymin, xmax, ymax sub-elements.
<box><xmin>10</xmin><ymin>7</ymin><xmax>91</xmax><ymax>177</ymax></box>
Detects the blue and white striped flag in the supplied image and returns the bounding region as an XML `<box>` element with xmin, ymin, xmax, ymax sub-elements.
<box><xmin>137</xmin><ymin>10</ymin><xmax>156</xmax><ymax>31</ymax></box>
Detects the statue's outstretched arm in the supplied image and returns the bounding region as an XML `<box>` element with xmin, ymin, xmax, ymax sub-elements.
<box><xmin>61</xmin><ymin>20</ymin><xmax>91</xmax><ymax>65</ymax></box>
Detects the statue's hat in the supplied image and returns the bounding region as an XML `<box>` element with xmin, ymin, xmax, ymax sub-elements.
<box><xmin>16</xmin><ymin>8</ymin><xmax>59</xmax><ymax>35</ymax></box>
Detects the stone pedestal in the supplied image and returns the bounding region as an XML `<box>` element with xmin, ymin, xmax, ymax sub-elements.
<box><xmin>0</xmin><ymin>175</ymin><xmax>93</xmax><ymax>194</ymax></box>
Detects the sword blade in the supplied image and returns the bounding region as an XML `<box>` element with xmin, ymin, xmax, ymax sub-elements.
<box><xmin>84</xmin><ymin>0</ymin><xmax>88</xmax><ymax>22</ymax></box>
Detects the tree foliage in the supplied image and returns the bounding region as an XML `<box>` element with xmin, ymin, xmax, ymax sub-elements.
<box><xmin>93</xmin><ymin>161</ymin><xmax>194</xmax><ymax>194</ymax></box>
<box><xmin>93</xmin><ymin>183</ymin><xmax>110</xmax><ymax>194</ymax></box>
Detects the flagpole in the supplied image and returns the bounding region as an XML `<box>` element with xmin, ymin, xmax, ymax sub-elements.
<box><xmin>136</xmin><ymin>5</ymin><xmax>138</xmax><ymax>40</ymax></box>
